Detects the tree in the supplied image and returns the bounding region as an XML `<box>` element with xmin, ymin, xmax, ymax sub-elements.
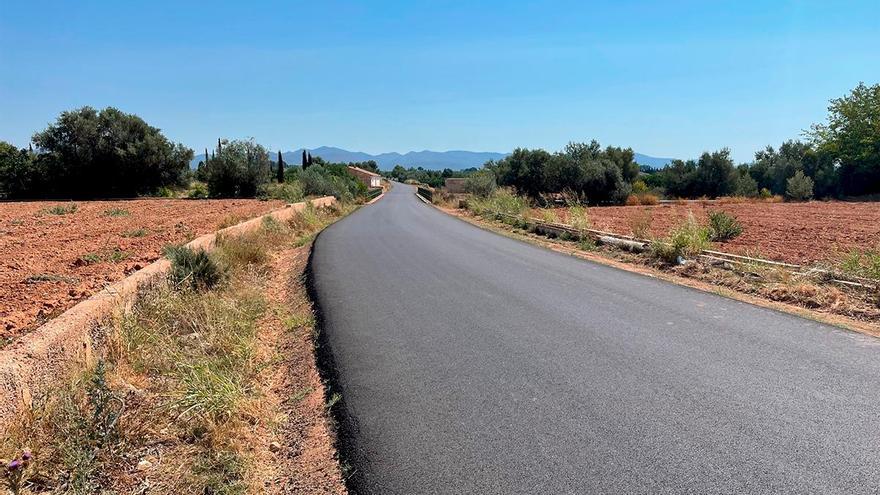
<box><xmin>0</xmin><ymin>141</ymin><xmax>37</xmax><ymax>198</ymax></box>
<box><xmin>659</xmin><ymin>159</ymin><xmax>698</xmax><ymax>198</ymax></box>
<box><xmin>733</xmin><ymin>166</ymin><xmax>759</xmax><ymax>197</ymax></box>
<box><xmin>26</xmin><ymin>106</ymin><xmax>192</xmax><ymax>198</ymax></box>
<box><xmin>464</xmin><ymin>169</ymin><xmax>497</xmax><ymax>197</ymax></box>
<box><xmin>204</xmin><ymin>138</ymin><xmax>271</xmax><ymax>198</ymax></box>
<box><xmin>693</xmin><ymin>149</ymin><xmax>736</xmax><ymax>198</ymax></box>
<box><xmin>302</xmin><ymin>149</ymin><xmax>308</xmax><ymax>168</ymax></box>
<box><xmin>490</xmin><ymin>147</ymin><xmax>551</xmax><ymax>198</ymax></box>
<box><xmin>809</xmin><ymin>82</ymin><xmax>880</xmax><ymax>196</ymax></box>
<box><xmin>277</xmin><ymin>150</ymin><xmax>285</xmax><ymax>183</ymax></box>
<box><xmin>786</xmin><ymin>170</ymin><xmax>814</xmax><ymax>201</ymax></box>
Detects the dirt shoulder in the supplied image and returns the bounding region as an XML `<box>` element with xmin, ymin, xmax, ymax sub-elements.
<box><xmin>440</xmin><ymin>205</ymin><xmax>880</xmax><ymax>338</ymax></box>
<box><xmin>261</xmin><ymin>245</ymin><xmax>347</xmax><ymax>494</ymax></box>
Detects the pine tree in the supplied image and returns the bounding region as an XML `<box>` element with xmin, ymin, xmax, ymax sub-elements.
<box><xmin>277</xmin><ymin>151</ymin><xmax>284</xmax><ymax>183</ymax></box>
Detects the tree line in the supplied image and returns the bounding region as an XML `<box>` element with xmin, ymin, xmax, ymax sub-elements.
<box><xmin>473</xmin><ymin>82</ymin><xmax>880</xmax><ymax>203</ymax></box>
<box><xmin>0</xmin><ymin>106</ymin><xmax>372</xmax><ymax>201</ymax></box>
<box><xmin>383</xmin><ymin>165</ymin><xmax>479</xmax><ymax>188</ymax></box>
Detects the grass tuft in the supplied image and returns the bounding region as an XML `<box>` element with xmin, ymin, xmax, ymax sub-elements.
<box><xmin>42</xmin><ymin>204</ymin><xmax>78</xmax><ymax>215</ymax></box>
<box><xmin>103</xmin><ymin>208</ymin><xmax>130</xmax><ymax>217</ymax></box>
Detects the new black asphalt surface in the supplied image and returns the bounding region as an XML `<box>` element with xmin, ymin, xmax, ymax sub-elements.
<box><xmin>310</xmin><ymin>183</ymin><xmax>880</xmax><ymax>494</ymax></box>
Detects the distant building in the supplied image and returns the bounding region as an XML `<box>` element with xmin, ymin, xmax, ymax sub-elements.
<box><xmin>347</xmin><ymin>166</ymin><xmax>382</xmax><ymax>188</ymax></box>
<box><xmin>444</xmin><ymin>178</ymin><xmax>467</xmax><ymax>193</ymax></box>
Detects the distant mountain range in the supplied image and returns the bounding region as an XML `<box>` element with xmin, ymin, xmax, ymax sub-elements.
<box><xmin>190</xmin><ymin>146</ymin><xmax>673</xmax><ymax>171</ymax></box>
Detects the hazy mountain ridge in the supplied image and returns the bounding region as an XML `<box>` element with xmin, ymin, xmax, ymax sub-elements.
<box><xmin>190</xmin><ymin>146</ymin><xmax>673</xmax><ymax>171</ymax></box>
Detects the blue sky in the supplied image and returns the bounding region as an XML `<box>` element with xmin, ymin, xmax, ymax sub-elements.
<box><xmin>1</xmin><ymin>1</ymin><xmax>878</xmax><ymax>163</ymax></box>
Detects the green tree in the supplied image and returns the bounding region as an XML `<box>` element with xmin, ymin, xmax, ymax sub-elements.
<box><xmin>786</xmin><ymin>170</ymin><xmax>814</xmax><ymax>201</ymax></box>
<box><xmin>490</xmin><ymin>148</ymin><xmax>552</xmax><ymax>198</ymax></box>
<box><xmin>0</xmin><ymin>141</ymin><xmax>38</xmax><ymax>198</ymax></box>
<box><xmin>809</xmin><ymin>82</ymin><xmax>880</xmax><ymax>196</ymax></box>
<box><xmin>204</xmin><ymin>138</ymin><xmax>271</xmax><ymax>198</ymax></box>
<box><xmin>733</xmin><ymin>166</ymin><xmax>759</xmax><ymax>197</ymax></box>
<box><xmin>26</xmin><ymin>107</ymin><xmax>192</xmax><ymax>198</ymax></box>
<box><xmin>693</xmin><ymin>149</ymin><xmax>736</xmax><ymax>198</ymax></box>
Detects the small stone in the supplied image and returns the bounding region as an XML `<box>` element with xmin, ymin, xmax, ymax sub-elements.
<box><xmin>269</xmin><ymin>441</ymin><xmax>282</xmax><ymax>453</ymax></box>
<box><xmin>137</xmin><ymin>459</ymin><xmax>152</xmax><ymax>471</ymax></box>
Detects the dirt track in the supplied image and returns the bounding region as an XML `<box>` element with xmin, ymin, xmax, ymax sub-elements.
<box><xmin>0</xmin><ymin>199</ymin><xmax>284</xmax><ymax>338</ymax></box>
<box><xmin>552</xmin><ymin>200</ymin><xmax>880</xmax><ymax>265</ymax></box>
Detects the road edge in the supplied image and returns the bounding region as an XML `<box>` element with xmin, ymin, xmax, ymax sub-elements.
<box><xmin>305</xmin><ymin>226</ymin><xmax>370</xmax><ymax>493</ymax></box>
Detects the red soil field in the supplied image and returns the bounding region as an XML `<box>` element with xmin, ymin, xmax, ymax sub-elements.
<box><xmin>0</xmin><ymin>199</ymin><xmax>284</xmax><ymax>338</ymax></box>
<box><xmin>550</xmin><ymin>200</ymin><xmax>880</xmax><ymax>266</ymax></box>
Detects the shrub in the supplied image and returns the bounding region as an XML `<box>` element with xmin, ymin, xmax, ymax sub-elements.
<box><xmin>464</xmin><ymin>169</ymin><xmax>497</xmax><ymax>197</ymax></box>
<box><xmin>707</xmin><ymin>210</ymin><xmax>743</xmax><ymax>241</ymax></box>
<box><xmin>298</xmin><ymin>165</ymin><xmax>363</xmax><ymax>201</ymax></box>
<box><xmin>628</xmin><ymin>209</ymin><xmax>653</xmax><ymax>239</ymax></box>
<box><xmin>651</xmin><ymin>213</ymin><xmax>710</xmax><ymax>263</ymax></box>
<box><xmin>759</xmin><ymin>187</ymin><xmax>772</xmax><ymax>199</ymax></box>
<box><xmin>187</xmin><ymin>182</ymin><xmax>209</xmax><ymax>199</ymax></box>
<box><xmin>637</xmin><ymin>193</ymin><xmax>659</xmax><ymax>205</ymax></box>
<box><xmin>625</xmin><ymin>194</ymin><xmax>641</xmax><ymax>206</ymax></box>
<box><xmin>155</xmin><ymin>186</ymin><xmax>176</xmax><ymax>198</ymax></box>
<box><xmin>734</xmin><ymin>172</ymin><xmax>759</xmax><ymax>197</ymax></box>
<box><xmin>259</xmin><ymin>181</ymin><xmax>304</xmax><ymax>203</ymax></box>
<box><xmin>215</xmin><ymin>233</ymin><xmax>269</xmax><ymax>268</ymax></box>
<box><xmin>166</xmin><ymin>246</ymin><xmax>225</xmax><ymax>291</ymax></box>
<box><xmin>786</xmin><ymin>170</ymin><xmax>814</xmax><ymax>201</ymax></box>
<box><xmin>466</xmin><ymin>188</ymin><xmax>528</xmax><ymax>219</ymax></box>
<box><xmin>567</xmin><ymin>204</ymin><xmax>590</xmax><ymax>234</ymax></box>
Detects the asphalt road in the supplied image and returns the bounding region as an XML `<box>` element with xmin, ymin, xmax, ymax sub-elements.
<box><xmin>310</xmin><ymin>183</ymin><xmax>880</xmax><ymax>494</ymax></box>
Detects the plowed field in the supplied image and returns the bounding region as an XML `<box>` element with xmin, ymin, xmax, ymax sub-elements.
<box><xmin>553</xmin><ymin>200</ymin><xmax>880</xmax><ymax>265</ymax></box>
<box><xmin>0</xmin><ymin>199</ymin><xmax>284</xmax><ymax>338</ymax></box>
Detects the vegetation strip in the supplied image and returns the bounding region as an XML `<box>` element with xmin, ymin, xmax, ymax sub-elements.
<box><xmin>0</xmin><ymin>201</ymin><xmax>352</xmax><ymax>493</ymax></box>
<box><xmin>0</xmin><ymin>197</ymin><xmax>334</xmax><ymax>427</ymax></box>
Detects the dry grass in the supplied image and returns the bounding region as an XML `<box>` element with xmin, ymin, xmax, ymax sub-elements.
<box><xmin>0</xmin><ymin>203</ymin><xmax>352</xmax><ymax>494</ymax></box>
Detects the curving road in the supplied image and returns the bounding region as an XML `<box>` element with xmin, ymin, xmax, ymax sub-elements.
<box><xmin>310</xmin><ymin>183</ymin><xmax>880</xmax><ymax>494</ymax></box>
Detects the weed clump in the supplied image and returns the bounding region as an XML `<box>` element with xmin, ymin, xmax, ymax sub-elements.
<box><xmin>651</xmin><ymin>213</ymin><xmax>710</xmax><ymax>264</ymax></box>
<box><xmin>42</xmin><ymin>204</ymin><xmax>78</xmax><ymax>215</ymax></box>
<box><xmin>167</xmin><ymin>246</ymin><xmax>225</xmax><ymax>291</ymax></box>
<box><xmin>628</xmin><ymin>209</ymin><xmax>653</xmax><ymax>239</ymax></box>
<box><xmin>839</xmin><ymin>248</ymin><xmax>880</xmax><ymax>281</ymax></box>
<box><xmin>103</xmin><ymin>208</ymin><xmax>130</xmax><ymax>217</ymax></box>
<box><xmin>707</xmin><ymin>210</ymin><xmax>743</xmax><ymax>241</ymax></box>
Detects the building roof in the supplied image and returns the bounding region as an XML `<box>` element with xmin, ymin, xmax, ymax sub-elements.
<box><xmin>347</xmin><ymin>166</ymin><xmax>381</xmax><ymax>177</ymax></box>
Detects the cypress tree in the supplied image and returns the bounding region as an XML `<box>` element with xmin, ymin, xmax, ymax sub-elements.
<box><xmin>277</xmin><ymin>151</ymin><xmax>285</xmax><ymax>182</ymax></box>
<box><xmin>205</xmin><ymin>148</ymin><xmax>209</xmax><ymax>163</ymax></box>
<box><xmin>302</xmin><ymin>149</ymin><xmax>308</xmax><ymax>169</ymax></box>
<box><xmin>307</xmin><ymin>151</ymin><xmax>313</xmax><ymax>166</ymax></box>
<box><xmin>217</xmin><ymin>138</ymin><xmax>222</xmax><ymax>155</ymax></box>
